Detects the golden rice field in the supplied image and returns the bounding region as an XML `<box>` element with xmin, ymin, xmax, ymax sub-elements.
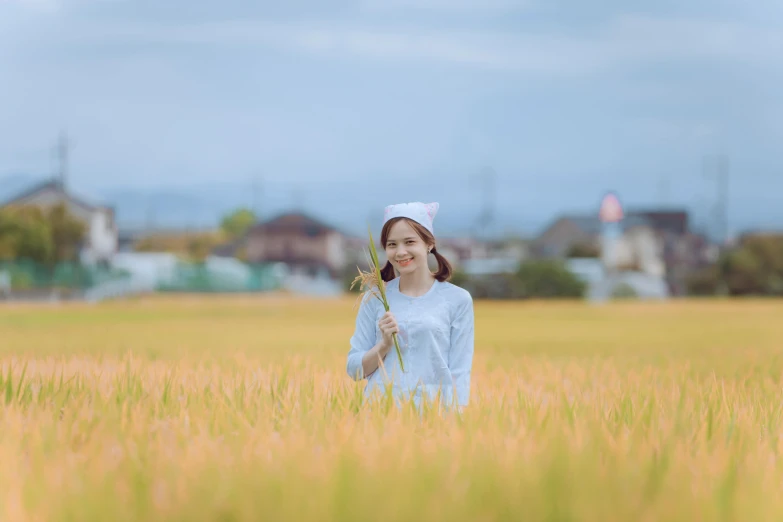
<box><xmin>2</xmin><ymin>294</ymin><xmax>783</xmax><ymax>521</ymax></box>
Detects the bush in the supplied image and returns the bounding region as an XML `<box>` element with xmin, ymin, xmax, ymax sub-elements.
<box><xmin>449</xmin><ymin>261</ymin><xmax>587</xmax><ymax>300</ymax></box>
<box><xmin>679</xmin><ymin>235</ymin><xmax>783</xmax><ymax>297</ymax></box>
<box><xmin>685</xmin><ymin>266</ymin><xmax>722</xmax><ymax>296</ymax></box>
<box><xmin>611</xmin><ymin>282</ymin><xmax>638</xmax><ymax>300</ymax></box>
<box><xmin>515</xmin><ymin>260</ymin><xmax>587</xmax><ymax>299</ymax></box>
<box><xmin>458</xmin><ymin>273</ymin><xmax>520</xmax><ymax>300</ymax></box>
<box><xmin>566</xmin><ymin>242</ymin><xmax>600</xmax><ymax>258</ymax></box>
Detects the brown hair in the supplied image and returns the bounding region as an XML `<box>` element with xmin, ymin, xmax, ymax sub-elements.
<box><xmin>379</xmin><ymin>217</ymin><xmax>453</xmax><ymax>283</ymax></box>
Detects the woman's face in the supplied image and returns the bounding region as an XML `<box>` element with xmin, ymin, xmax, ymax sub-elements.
<box><xmin>384</xmin><ymin>219</ymin><xmax>430</xmax><ymax>276</ymax></box>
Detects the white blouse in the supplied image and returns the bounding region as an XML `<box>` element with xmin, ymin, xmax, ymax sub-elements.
<box><xmin>346</xmin><ymin>277</ymin><xmax>475</xmax><ymax>409</ymax></box>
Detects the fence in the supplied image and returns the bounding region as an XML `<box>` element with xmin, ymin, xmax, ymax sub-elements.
<box><xmin>155</xmin><ymin>260</ymin><xmax>282</xmax><ymax>293</ymax></box>
<box><xmin>0</xmin><ymin>259</ymin><xmax>131</xmax><ymax>292</ymax></box>
<box><xmin>0</xmin><ymin>256</ymin><xmax>284</xmax><ymax>300</ymax></box>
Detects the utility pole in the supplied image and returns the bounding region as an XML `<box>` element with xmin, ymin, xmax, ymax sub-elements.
<box><xmin>57</xmin><ymin>130</ymin><xmax>69</xmax><ymax>192</ymax></box>
<box><xmin>251</xmin><ymin>174</ymin><xmax>262</xmax><ymax>219</ymax></box>
<box><xmin>717</xmin><ymin>155</ymin><xmax>729</xmax><ymax>246</ymax></box>
<box><xmin>657</xmin><ymin>175</ymin><xmax>669</xmax><ymax>205</ymax></box>
<box><xmin>703</xmin><ymin>154</ymin><xmax>730</xmax><ymax>246</ymax></box>
<box><xmin>475</xmin><ymin>166</ymin><xmax>496</xmax><ymax>240</ymax></box>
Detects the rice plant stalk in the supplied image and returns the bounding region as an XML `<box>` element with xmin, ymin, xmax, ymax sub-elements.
<box><xmin>350</xmin><ymin>225</ymin><xmax>406</xmax><ymax>373</ymax></box>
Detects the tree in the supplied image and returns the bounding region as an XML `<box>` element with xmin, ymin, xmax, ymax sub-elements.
<box><xmin>0</xmin><ymin>209</ymin><xmax>22</xmax><ymax>260</ymax></box>
<box><xmin>454</xmin><ymin>260</ymin><xmax>587</xmax><ymax>299</ymax></box>
<box><xmin>685</xmin><ymin>235</ymin><xmax>783</xmax><ymax>296</ymax></box>
<box><xmin>0</xmin><ymin>206</ymin><xmax>54</xmax><ymax>264</ymax></box>
<box><xmin>721</xmin><ymin>235</ymin><xmax>783</xmax><ymax>296</ymax></box>
<box><xmin>0</xmin><ymin>203</ymin><xmax>85</xmax><ymax>266</ymax></box>
<box><xmin>220</xmin><ymin>208</ymin><xmax>257</xmax><ymax>241</ymax></box>
<box><xmin>46</xmin><ymin>203</ymin><xmax>86</xmax><ymax>264</ymax></box>
<box><xmin>187</xmin><ymin>235</ymin><xmax>215</xmax><ymax>263</ymax></box>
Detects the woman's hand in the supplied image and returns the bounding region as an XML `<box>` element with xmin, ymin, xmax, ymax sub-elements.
<box><xmin>378</xmin><ymin>311</ymin><xmax>399</xmax><ymax>352</ymax></box>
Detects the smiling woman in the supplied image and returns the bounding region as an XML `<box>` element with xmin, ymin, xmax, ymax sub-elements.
<box><xmin>345</xmin><ymin>201</ymin><xmax>474</xmax><ymax>411</ymax></box>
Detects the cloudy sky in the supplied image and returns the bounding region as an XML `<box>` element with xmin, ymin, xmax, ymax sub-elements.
<box><xmin>1</xmin><ymin>0</ymin><xmax>782</xmax><ymax>236</ymax></box>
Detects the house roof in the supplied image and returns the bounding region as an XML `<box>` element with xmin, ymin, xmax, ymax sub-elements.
<box><xmin>0</xmin><ymin>179</ymin><xmax>112</xmax><ymax>213</ymax></box>
<box><xmin>539</xmin><ymin>208</ymin><xmax>689</xmax><ymax>239</ymax></box>
<box><xmin>544</xmin><ymin>213</ymin><xmax>650</xmax><ymax>236</ymax></box>
<box><xmin>628</xmin><ymin>209</ymin><xmax>689</xmax><ymax>235</ymax></box>
<box><xmin>248</xmin><ymin>211</ymin><xmax>342</xmax><ymax>237</ymax></box>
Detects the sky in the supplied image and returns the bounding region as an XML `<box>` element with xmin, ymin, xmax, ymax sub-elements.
<box><xmin>1</xmin><ymin>0</ymin><xmax>782</xmax><ymax>238</ymax></box>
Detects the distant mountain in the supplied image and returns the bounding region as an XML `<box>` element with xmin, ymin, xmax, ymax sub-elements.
<box><xmin>98</xmin><ymin>181</ymin><xmax>543</xmax><ymax>239</ymax></box>
<box><xmin>101</xmin><ymin>189</ymin><xmax>227</xmax><ymax>230</ymax></box>
<box><xmin>0</xmin><ymin>175</ymin><xmax>556</xmax><ymax>239</ymax></box>
<box><xmin>0</xmin><ymin>173</ymin><xmax>45</xmax><ymax>203</ymax></box>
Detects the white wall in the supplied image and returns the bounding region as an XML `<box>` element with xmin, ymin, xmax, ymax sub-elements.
<box><xmin>84</xmin><ymin>209</ymin><xmax>118</xmax><ymax>264</ymax></box>
<box><xmin>611</xmin><ymin>227</ymin><xmax>665</xmax><ymax>277</ymax></box>
<box><xmin>325</xmin><ymin>232</ymin><xmax>347</xmax><ymax>270</ymax></box>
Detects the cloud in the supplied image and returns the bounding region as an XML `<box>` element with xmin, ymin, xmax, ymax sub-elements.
<box><xmin>58</xmin><ymin>13</ymin><xmax>782</xmax><ymax>78</ymax></box>
<box><xmin>0</xmin><ymin>0</ymin><xmax>62</xmax><ymax>13</ymax></box>
<box><xmin>357</xmin><ymin>0</ymin><xmax>529</xmax><ymax>12</ymax></box>
<box><xmin>606</xmin><ymin>15</ymin><xmax>783</xmax><ymax>65</ymax></box>
<box><xmin>71</xmin><ymin>20</ymin><xmax>580</xmax><ymax>73</ymax></box>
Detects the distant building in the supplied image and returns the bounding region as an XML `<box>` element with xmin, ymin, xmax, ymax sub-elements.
<box><xmin>613</xmin><ymin>224</ymin><xmax>666</xmax><ymax>276</ymax></box>
<box><xmin>460</xmin><ymin>257</ymin><xmax>520</xmax><ymax>277</ymax></box>
<box><xmin>663</xmin><ymin>232</ymin><xmax>718</xmax><ymax>296</ymax></box>
<box><xmin>534</xmin><ymin>208</ymin><xmax>716</xmax><ymax>296</ymax></box>
<box><xmin>0</xmin><ymin>179</ymin><xmax>118</xmax><ymax>265</ymax></box>
<box><xmin>629</xmin><ymin>209</ymin><xmax>689</xmax><ymax>236</ymax></box>
<box><xmin>436</xmin><ymin>236</ymin><xmax>530</xmax><ymax>270</ymax></box>
<box><xmin>243</xmin><ymin>212</ymin><xmax>347</xmax><ymax>279</ymax></box>
<box><xmin>533</xmin><ymin>210</ymin><xmax>685</xmax><ymax>259</ymax></box>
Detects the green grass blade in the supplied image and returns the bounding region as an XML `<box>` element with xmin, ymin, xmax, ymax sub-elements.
<box><xmin>4</xmin><ymin>366</ymin><xmax>12</xmax><ymax>405</ymax></box>
<box><xmin>16</xmin><ymin>361</ymin><xmax>28</xmax><ymax>403</ymax></box>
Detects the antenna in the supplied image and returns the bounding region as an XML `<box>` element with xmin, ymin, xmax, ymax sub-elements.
<box><xmin>475</xmin><ymin>166</ymin><xmax>496</xmax><ymax>240</ymax></box>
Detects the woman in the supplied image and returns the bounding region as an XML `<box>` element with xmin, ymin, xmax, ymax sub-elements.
<box><xmin>346</xmin><ymin>201</ymin><xmax>475</xmax><ymax>411</ymax></box>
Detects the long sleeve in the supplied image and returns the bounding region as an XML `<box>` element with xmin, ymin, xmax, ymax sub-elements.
<box><xmin>346</xmin><ymin>295</ymin><xmax>378</xmax><ymax>381</ymax></box>
<box><xmin>448</xmin><ymin>293</ymin><xmax>475</xmax><ymax>407</ymax></box>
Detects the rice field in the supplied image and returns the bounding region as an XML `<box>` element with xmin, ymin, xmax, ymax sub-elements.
<box><xmin>2</xmin><ymin>294</ymin><xmax>783</xmax><ymax>521</ymax></box>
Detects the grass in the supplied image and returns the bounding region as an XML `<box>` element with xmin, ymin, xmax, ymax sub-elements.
<box><xmin>1</xmin><ymin>295</ymin><xmax>783</xmax><ymax>521</ymax></box>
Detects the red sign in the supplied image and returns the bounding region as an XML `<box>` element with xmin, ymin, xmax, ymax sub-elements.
<box><xmin>599</xmin><ymin>192</ymin><xmax>624</xmax><ymax>223</ymax></box>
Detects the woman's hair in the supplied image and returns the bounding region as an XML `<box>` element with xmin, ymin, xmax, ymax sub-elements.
<box><xmin>379</xmin><ymin>217</ymin><xmax>453</xmax><ymax>283</ymax></box>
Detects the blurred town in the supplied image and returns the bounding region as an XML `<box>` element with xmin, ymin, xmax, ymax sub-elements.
<box><xmin>1</xmin><ymin>158</ymin><xmax>779</xmax><ymax>303</ymax></box>
<box><xmin>4</xmin><ymin>0</ymin><xmax>783</xmax><ymax>306</ymax></box>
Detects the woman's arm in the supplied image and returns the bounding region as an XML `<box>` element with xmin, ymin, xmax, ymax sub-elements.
<box><xmin>449</xmin><ymin>293</ymin><xmax>475</xmax><ymax>407</ymax></box>
<box><xmin>359</xmin><ymin>341</ymin><xmax>392</xmax><ymax>379</ymax></box>
<box><xmin>346</xmin><ymin>296</ymin><xmax>388</xmax><ymax>380</ymax></box>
